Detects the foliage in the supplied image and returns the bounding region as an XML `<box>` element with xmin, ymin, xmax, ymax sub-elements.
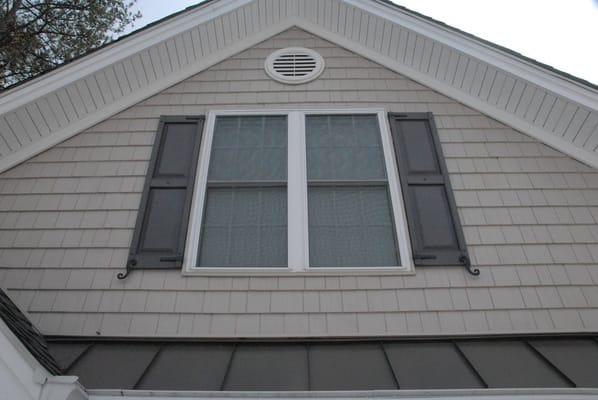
<box><xmin>0</xmin><ymin>0</ymin><xmax>141</xmax><ymax>88</ymax></box>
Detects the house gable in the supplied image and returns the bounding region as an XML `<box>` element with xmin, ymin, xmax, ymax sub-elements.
<box><xmin>0</xmin><ymin>0</ymin><xmax>597</xmax><ymax>174</ymax></box>
<box><xmin>1</xmin><ymin>28</ymin><xmax>597</xmax><ymax>338</ymax></box>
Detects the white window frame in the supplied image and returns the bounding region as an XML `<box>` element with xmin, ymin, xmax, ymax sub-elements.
<box><xmin>183</xmin><ymin>109</ymin><xmax>414</xmax><ymax>275</ymax></box>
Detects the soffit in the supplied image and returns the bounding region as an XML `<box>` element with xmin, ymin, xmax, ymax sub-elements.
<box><xmin>0</xmin><ymin>0</ymin><xmax>597</xmax><ymax>172</ymax></box>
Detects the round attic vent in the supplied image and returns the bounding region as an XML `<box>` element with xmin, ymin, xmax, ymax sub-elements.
<box><xmin>265</xmin><ymin>47</ymin><xmax>325</xmax><ymax>84</ymax></box>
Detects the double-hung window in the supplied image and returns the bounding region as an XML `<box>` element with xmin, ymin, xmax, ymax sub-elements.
<box><xmin>184</xmin><ymin>110</ymin><xmax>413</xmax><ymax>272</ymax></box>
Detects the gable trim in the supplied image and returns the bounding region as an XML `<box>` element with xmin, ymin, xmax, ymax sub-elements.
<box><xmin>294</xmin><ymin>19</ymin><xmax>598</xmax><ymax>169</ymax></box>
<box><xmin>0</xmin><ymin>0</ymin><xmax>251</xmax><ymax>113</ymax></box>
<box><xmin>0</xmin><ymin>0</ymin><xmax>597</xmax><ymax>173</ymax></box>
<box><xmin>352</xmin><ymin>0</ymin><xmax>598</xmax><ymax>111</ymax></box>
<box><xmin>0</xmin><ymin>18</ymin><xmax>297</xmax><ymax>173</ymax></box>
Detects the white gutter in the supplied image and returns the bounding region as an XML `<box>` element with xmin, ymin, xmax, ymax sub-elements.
<box><xmin>88</xmin><ymin>388</ymin><xmax>598</xmax><ymax>400</ymax></box>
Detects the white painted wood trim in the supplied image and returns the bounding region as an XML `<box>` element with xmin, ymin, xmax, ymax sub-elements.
<box><xmin>287</xmin><ymin>111</ymin><xmax>309</xmax><ymax>271</ymax></box>
<box><xmin>2</xmin><ymin>1</ymin><xmax>597</xmax><ymax>174</ymax></box>
<box><xmin>183</xmin><ymin>111</ymin><xmax>216</xmax><ymax>270</ymax></box>
<box><xmin>184</xmin><ymin>108</ymin><xmax>413</xmax><ymax>274</ymax></box>
<box><xmin>3</xmin><ymin>0</ymin><xmax>597</xmax><ymax>114</ymax></box>
<box><xmin>0</xmin><ymin>0</ymin><xmax>253</xmax><ymax>112</ymax></box>
<box><xmin>0</xmin><ymin>315</ymin><xmax>87</xmax><ymax>400</ymax></box>
<box><xmin>345</xmin><ymin>0</ymin><xmax>598</xmax><ymax>111</ymax></box>
<box><xmin>88</xmin><ymin>388</ymin><xmax>598</xmax><ymax>400</ymax></box>
<box><xmin>0</xmin><ymin>19</ymin><xmax>297</xmax><ymax>174</ymax></box>
<box><xmin>293</xmin><ymin>19</ymin><xmax>598</xmax><ymax>170</ymax></box>
<box><xmin>377</xmin><ymin>110</ymin><xmax>414</xmax><ymax>272</ymax></box>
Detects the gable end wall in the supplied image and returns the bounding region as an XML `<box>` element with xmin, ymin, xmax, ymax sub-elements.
<box><xmin>0</xmin><ymin>29</ymin><xmax>597</xmax><ymax>338</ymax></box>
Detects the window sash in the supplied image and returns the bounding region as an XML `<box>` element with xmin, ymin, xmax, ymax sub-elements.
<box><xmin>184</xmin><ymin>109</ymin><xmax>414</xmax><ymax>273</ymax></box>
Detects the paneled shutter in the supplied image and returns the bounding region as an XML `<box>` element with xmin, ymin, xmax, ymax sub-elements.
<box><xmin>388</xmin><ymin>113</ymin><xmax>470</xmax><ymax>268</ymax></box>
<box><xmin>126</xmin><ymin>116</ymin><xmax>204</xmax><ymax>272</ymax></box>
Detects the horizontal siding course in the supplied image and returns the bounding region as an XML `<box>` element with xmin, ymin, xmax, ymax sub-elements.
<box><xmin>1</xmin><ymin>29</ymin><xmax>598</xmax><ymax>337</ymax></box>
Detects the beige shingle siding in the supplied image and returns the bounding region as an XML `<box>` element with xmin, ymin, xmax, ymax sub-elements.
<box><xmin>1</xmin><ymin>28</ymin><xmax>598</xmax><ymax>337</ymax></box>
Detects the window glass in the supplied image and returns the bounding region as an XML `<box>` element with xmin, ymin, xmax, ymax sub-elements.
<box><xmin>306</xmin><ymin>115</ymin><xmax>386</xmax><ymax>181</ymax></box>
<box><xmin>306</xmin><ymin>115</ymin><xmax>400</xmax><ymax>267</ymax></box>
<box><xmin>209</xmin><ymin>116</ymin><xmax>287</xmax><ymax>181</ymax></box>
<box><xmin>198</xmin><ymin>116</ymin><xmax>287</xmax><ymax>267</ymax></box>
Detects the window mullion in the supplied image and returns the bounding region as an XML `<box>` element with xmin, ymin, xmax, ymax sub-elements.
<box><xmin>287</xmin><ymin>111</ymin><xmax>309</xmax><ymax>271</ymax></box>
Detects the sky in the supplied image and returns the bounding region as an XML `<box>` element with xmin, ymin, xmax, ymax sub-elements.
<box><xmin>126</xmin><ymin>0</ymin><xmax>598</xmax><ymax>85</ymax></box>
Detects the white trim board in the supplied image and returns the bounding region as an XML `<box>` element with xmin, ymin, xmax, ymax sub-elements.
<box><xmin>350</xmin><ymin>0</ymin><xmax>598</xmax><ymax>111</ymax></box>
<box><xmin>0</xmin><ymin>314</ymin><xmax>86</xmax><ymax>400</ymax></box>
<box><xmin>88</xmin><ymin>388</ymin><xmax>598</xmax><ymax>400</ymax></box>
<box><xmin>0</xmin><ymin>18</ymin><xmax>297</xmax><ymax>173</ymax></box>
<box><xmin>1</xmin><ymin>0</ymin><xmax>598</xmax><ymax>173</ymax></box>
<box><xmin>0</xmin><ymin>0</ymin><xmax>253</xmax><ymax>111</ymax></box>
<box><xmin>291</xmin><ymin>19</ymin><xmax>598</xmax><ymax>169</ymax></box>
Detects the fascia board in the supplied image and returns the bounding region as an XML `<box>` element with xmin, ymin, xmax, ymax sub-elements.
<box><xmin>0</xmin><ymin>18</ymin><xmax>298</xmax><ymax>174</ymax></box>
<box><xmin>293</xmin><ymin>19</ymin><xmax>598</xmax><ymax>169</ymax></box>
<box><xmin>0</xmin><ymin>0</ymin><xmax>253</xmax><ymax>114</ymax></box>
<box><xmin>344</xmin><ymin>0</ymin><xmax>598</xmax><ymax>112</ymax></box>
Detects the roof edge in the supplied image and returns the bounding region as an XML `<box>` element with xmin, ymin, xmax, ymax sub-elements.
<box><xmin>0</xmin><ymin>18</ymin><xmax>298</xmax><ymax>174</ymax></box>
<box><xmin>0</xmin><ymin>0</ymin><xmax>252</xmax><ymax>114</ymax></box>
<box><xmin>0</xmin><ymin>0</ymin><xmax>220</xmax><ymax>94</ymax></box>
<box><xmin>349</xmin><ymin>0</ymin><xmax>598</xmax><ymax>112</ymax></box>
<box><xmin>87</xmin><ymin>388</ymin><xmax>598</xmax><ymax>399</ymax></box>
<box><xmin>374</xmin><ymin>0</ymin><xmax>598</xmax><ymax>92</ymax></box>
<box><xmin>295</xmin><ymin>19</ymin><xmax>598</xmax><ymax>170</ymax></box>
<box><xmin>0</xmin><ymin>1</ymin><xmax>597</xmax><ymax>172</ymax></box>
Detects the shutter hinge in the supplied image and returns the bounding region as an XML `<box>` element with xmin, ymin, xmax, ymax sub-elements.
<box><xmin>460</xmin><ymin>254</ymin><xmax>480</xmax><ymax>276</ymax></box>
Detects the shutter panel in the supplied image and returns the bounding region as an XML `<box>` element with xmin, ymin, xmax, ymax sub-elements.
<box><xmin>126</xmin><ymin>116</ymin><xmax>204</xmax><ymax>273</ymax></box>
<box><xmin>388</xmin><ymin>113</ymin><xmax>471</xmax><ymax>270</ymax></box>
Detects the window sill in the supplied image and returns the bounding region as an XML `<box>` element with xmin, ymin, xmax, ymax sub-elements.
<box><xmin>182</xmin><ymin>266</ymin><xmax>415</xmax><ymax>277</ymax></box>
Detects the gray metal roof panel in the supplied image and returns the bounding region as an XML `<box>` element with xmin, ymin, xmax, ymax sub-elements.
<box><xmin>384</xmin><ymin>341</ymin><xmax>485</xmax><ymax>389</ymax></box>
<box><xmin>530</xmin><ymin>339</ymin><xmax>598</xmax><ymax>388</ymax></box>
<box><xmin>46</xmin><ymin>336</ymin><xmax>598</xmax><ymax>391</ymax></box>
<box><xmin>137</xmin><ymin>343</ymin><xmax>233</xmax><ymax>391</ymax></box>
<box><xmin>68</xmin><ymin>342</ymin><xmax>161</xmax><ymax>390</ymax></box>
<box><xmin>456</xmin><ymin>340</ymin><xmax>573</xmax><ymax>388</ymax></box>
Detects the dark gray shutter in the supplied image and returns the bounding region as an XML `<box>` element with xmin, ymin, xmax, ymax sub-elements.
<box><xmin>388</xmin><ymin>113</ymin><xmax>471</xmax><ymax>269</ymax></box>
<box><xmin>126</xmin><ymin>116</ymin><xmax>204</xmax><ymax>273</ymax></box>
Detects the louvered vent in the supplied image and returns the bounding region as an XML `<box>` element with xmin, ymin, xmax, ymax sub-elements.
<box><xmin>265</xmin><ymin>47</ymin><xmax>325</xmax><ymax>84</ymax></box>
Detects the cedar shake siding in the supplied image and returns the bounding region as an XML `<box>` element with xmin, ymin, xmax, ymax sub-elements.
<box><xmin>0</xmin><ymin>29</ymin><xmax>597</xmax><ymax>337</ymax></box>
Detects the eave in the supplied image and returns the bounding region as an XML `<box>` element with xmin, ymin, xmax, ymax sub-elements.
<box><xmin>0</xmin><ymin>0</ymin><xmax>597</xmax><ymax>172</ymax></box>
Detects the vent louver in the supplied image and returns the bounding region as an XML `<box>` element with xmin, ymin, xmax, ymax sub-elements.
<box><xmin>265</xmin><ymin>47</ymin><xmax>325</xmax><ymax>84</ymax></box>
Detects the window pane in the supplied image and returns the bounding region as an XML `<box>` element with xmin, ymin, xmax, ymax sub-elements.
<box><xmin>199</xmin><ymin>187</ymin><xmax>287</xmax><ymax>267</ymax></box>
<box><xmin>308</xmin><ymin>186</ymin><xmax>399</xmax><ymax>267</ymax></box>
<box><xmin>209</xmin><ymin>116</ymin><xmax>287</xmax><ymax>181</ymax></box>
<box><xmin>306</xmin><ymin>115</ymin><xmax>386</xmax><ymax>180</ymax></box>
